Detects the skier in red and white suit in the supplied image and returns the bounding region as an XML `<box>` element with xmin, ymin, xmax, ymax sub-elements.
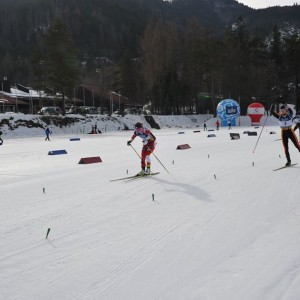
<box><xmin>127</xmin><ymin>122</ymin><xmax>156</xmax><ymax>175</ymax></box>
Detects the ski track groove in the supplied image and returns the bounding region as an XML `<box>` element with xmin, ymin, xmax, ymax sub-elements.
<box><xmin>159</xmin><ymin>199</ymin><xmax>293</xmax><ymax>299</ymax></box>
<box><xmin>151</xmin><ymin>191</ymin><xmax>269</xmax><ymax>299</ymax></box>
<box><xmin>75</xmin><ymin>222</ymin><xmax>187</xmax><ymax>299</ymax></box>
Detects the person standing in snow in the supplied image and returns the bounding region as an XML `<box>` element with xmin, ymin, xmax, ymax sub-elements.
<box><xmin>271</xmin><ymin>104</ymin><xmax>300</xmax><ymax>166</ymax></box>
<box><xmin>215</xmin><ymin>120</ymin><xmax>220</xmax><ymax>130</ymax></box>
<box><xmin>127</xmin><ymin>122</ymin><xmax>156</xmax><ymax>175</ymax></box>
<box><xmin>228</xmin><ymin>120</ymin><xmax>232</xmax><ymax>129</ymax></box>
<box><xmin>0</xmin><ymin>130</ymin><xmax>3</xmax><ymax>145</ymax></box>
<box><xmin>203</xmin><ymin>122</ymin><xmax>207</xmax><ymax>131</ymax></box>
<box><xmin>45</xmin><ymin>127</ymin><xmax>51</xmax><ymax>141</ymax></box>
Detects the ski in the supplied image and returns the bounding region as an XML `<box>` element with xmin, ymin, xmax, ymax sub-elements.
<box><xmin>110</xmin><ymin>172</ymin><xmax>160</xmax><ymax>182</ymax></box>
<box><xmin>273</xmin><ymin>163</ymin><xmax>297</xmax><ymax>171</ymax></box>
<box><xmin>125</xmin><ymin>172</ymin><xmax>160</xmax><ymax>182</ymax></box>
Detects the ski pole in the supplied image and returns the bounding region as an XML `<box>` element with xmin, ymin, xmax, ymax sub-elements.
<box><xmin>132</xmin><ymin>143</ymin><xmax>169</xmax><ymax>173</ymax></box>
<box><xmin>252</xmin><ymin>109</ymin><xmax>270</xmax><ymax>153</ymax></box>
<box><xmin>151</xmin><ymin>151</ymin><xmax>170</xmax><ymax>174</ymax></box>
<box><xmin>145</xmin><ymin>145</ymin><xmax>169</xmax><ymax>174</ymax></box>
<box><xmin>130</xmin><ymin>144</ymin><xmax>141</xmax><ymax>158</ymax></box>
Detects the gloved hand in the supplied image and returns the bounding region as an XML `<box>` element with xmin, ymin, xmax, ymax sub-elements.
<box><xmin>127</xmin><ymin>140</ymin><xmax>132</xmax><ymax>146</ymax></box>
<box><xmin>143</xmin><ymin>140</ymin><xmax>148</xmax><ymax>145</ymax></box>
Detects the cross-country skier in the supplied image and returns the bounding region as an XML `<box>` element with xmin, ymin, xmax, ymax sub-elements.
<box><xmin>0</xmin><ymin>130</ymin><xmax>3</xmax><ymax>145</ymax></box>
<box><xmin>127</xmin><ymin>122</ymin><xmax>156</xmax><ymax>175</ymax></box>
<box><xmin>45</xmin><ymin>127</ymin><xmax>51</xmax><ymax>141</ymax></box>
<box><xmin>293</xmin><ymin>112</ymin><xmax>300</xmax><ymax>132</ymax></box>
<box><xmin>271</xmin><ymin>104</ymin><xmax>300</xmax><ymax>166</ymax></box>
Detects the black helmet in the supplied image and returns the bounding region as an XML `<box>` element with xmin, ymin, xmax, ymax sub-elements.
<box><xmin>135</xmin><ymin>122</ymin><xmax>143</xmax><ymax>128</ymax></box>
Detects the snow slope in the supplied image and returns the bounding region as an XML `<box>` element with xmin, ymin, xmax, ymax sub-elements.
<box><xmin>1</xmin><ymin>116</ymin><xmax>300</xmax><ymax>300</ymax></box>
<box><xmin>0</xmin><ymin>113</ymin><xmax>213</xmax><ymax>138</ymax></box>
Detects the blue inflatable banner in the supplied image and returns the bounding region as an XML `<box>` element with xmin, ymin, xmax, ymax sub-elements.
<box><xmin>216</xmin><ymin>99</ymin><xmax>240</xmax><ymax>127</ymax></box>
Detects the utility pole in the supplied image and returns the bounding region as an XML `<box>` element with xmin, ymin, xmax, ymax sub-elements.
<box><xmin>96</xmin><ymin>69</ymin><xmax>102</xmax><ymax>113</ymax></box>
<box><xmin>1</xmin><ymin>77</ymin><xmax>7</xmax><ymax>113</ymax></box>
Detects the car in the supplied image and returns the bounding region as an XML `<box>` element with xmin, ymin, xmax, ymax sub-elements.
<box><xmin>123</xmin><ymin>109</ymin><xmax>133</xmax><ymax>114</ymax></box>
<box><xmin>4</xmin><ymin>111</ymin><xmax>22</xmax><ymax>115</ymax></box>
<box><xmin>67</xmin><ymin>106</ymin><xmax>83</xmax><ymax>114</ymax></box>
<box><xmin>38</xmin><ymin>107</ymin><xmax>62</xmax><ymax>115</ymax></box>
<box><xmin>113</xmin><ymin>110</ymin><xmax>124</xmax><ymax>116</ymax></box>
<box><xmin>82</xmin><ymin>106</ymin><xmax>98</xmax><ymax>114</ymax></box>
<box><xmin>98</xmin><ymin>108</ymin><xmax>110</xmax><ymax>115</ymax></box>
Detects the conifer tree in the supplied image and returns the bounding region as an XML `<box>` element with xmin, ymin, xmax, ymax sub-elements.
<box><xmin>284</xmin><ymin>34</ymin><xmax>300</xmax><ymax>111</ymax></box>
<box><xmin>44</xmin><ymin>18</ymin><xmax>80</xmax><ymax>113</ymax></box>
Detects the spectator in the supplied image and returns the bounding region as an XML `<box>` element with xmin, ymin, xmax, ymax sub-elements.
<box><xmin>45</xmin><ymin>127</ymin><xmax>51</xmax><ymax>141</ymax></box>
<box><xmin>0</xmin><ymin>130</ymin><xmax>3</xmax><ymax>145</ymax></box>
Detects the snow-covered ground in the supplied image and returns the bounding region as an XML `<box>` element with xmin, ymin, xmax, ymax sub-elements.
<box><xmin>1</xmin><ymin>114</ymin><xmax>300</xmax><ymax>300</ymax></box>
<box><xmin>0</xmin><ymin>113</ymin><xmax>214</xmax><ymax>138</ymax></box>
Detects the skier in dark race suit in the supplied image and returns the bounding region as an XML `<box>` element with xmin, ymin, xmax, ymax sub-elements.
<box><xmin>45</xmin><ymin>127</ymin><xmax>51</xmax><ymax>141</ymax></box>
<box><xmin>294</xmin><ymin>113</ymin><xmax>300</xmax><ymax>132</ymax></box>
<box><xmin>271</xmin><ymin>104</ymin><xmax>300</xmax><ymax>166</ymax></box>
<box><xmin>127</xmin><ymin>122</ymin><xmax>156</xmax><ymax>175</ymax></box>
<box><xmin>0</xmin><ymin>130</ymin><xmax>3</xmax><ymax>145</ymax></box>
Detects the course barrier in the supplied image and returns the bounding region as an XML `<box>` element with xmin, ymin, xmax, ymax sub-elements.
<box><xmin>78</xmin><ymin>156</ymin><xmax>102</xmax><ymax>164</ymax></box>
<box><xmin>48</xmin><ymin>150</ymin><xmax>68</xmax><ymax>155</ymax></box>
<box><xmin>230</xmin><ymin>133</ymin><xmax>240</xmax><ymax>140</ymax></box>
<box><xmin>248</xmin><ymin>132</ymin><xmax>258</xmax><ymax>136</ymax></box>
<box><xmin>176</xmin><ymin>144</ymin><xmax>191</xmax><ymax>150</ymax></box>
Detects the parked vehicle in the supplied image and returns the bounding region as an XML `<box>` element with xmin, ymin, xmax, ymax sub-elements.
<box><xmin>38</xmin><ymin>107</ymin><xmax>62</xmax><ymax>115</ymax></box>
<box><xmin>67</xmin><ymin>106</ymin><xmax>98</xmax><ymax>115</ymax></box>
<box><xmin>67</xmin><ymin>106</ymin><xmax>83</xmax><ymax>114</ymax></box>
<box><xmin>98</xmin><ymin>108</ymin><xmax>110</xmax><ymax>115</ymax></box>
<box><xmin>81</xmin><ymin>106</ymin><xmax>98</xmax><ymax>114</ymax></box>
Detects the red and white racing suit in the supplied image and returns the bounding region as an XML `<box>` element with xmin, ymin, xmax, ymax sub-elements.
<box><xmin>130</xmin><ymin>128</ymin><xmax>156</xmax><ymax>170</ymax></box>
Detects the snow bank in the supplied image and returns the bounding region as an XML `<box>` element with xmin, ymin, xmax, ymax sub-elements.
<box><xmin>0</xmin><ymin>113</ymin><xmax>279</xmax><ymax>139</ymax></box>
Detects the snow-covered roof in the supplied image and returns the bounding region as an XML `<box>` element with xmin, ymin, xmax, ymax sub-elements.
<box><xmin>9</xmin><ymin>87</ymin><xmax>48</xmax><ymax>99</ymax></box>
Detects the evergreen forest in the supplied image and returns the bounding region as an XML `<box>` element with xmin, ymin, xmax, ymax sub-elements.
<box><xmin>0</xmin><ymin>0</ymin><xmax>300</xmax><ymax>114</ymax></box>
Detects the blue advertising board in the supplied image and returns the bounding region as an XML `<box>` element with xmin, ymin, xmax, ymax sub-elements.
<box><xmin>216</xmin><ymin>99</ymin><xmax>240</xmax><ymax>126</ymax></box>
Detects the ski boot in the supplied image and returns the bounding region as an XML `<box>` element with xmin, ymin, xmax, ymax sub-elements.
<box><xmin>285</xmin><ymin>160</ymin><xmax>291</xmax><ymax>166</ymax></box>
<box><xmin>137</xmin><ymin>169</ymin><xmax>146</xmax><ymax>176</ymax></box>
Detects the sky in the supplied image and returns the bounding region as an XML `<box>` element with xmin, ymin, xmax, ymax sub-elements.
<box><xmin>237</xmin><ymin>0</ymin><xmax>299</xmax><ymax>9</ymax></box>
<box><xmin>1</xmin><ymin>113</ymin><xmax>300</xmax><ymax>299</ymax></box>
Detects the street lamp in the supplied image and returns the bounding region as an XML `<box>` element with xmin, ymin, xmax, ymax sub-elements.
<box><xmin>1</xmin><ymin>76</ymin><xmax>7</xmax><ymax>95</ymax></box>
<box><xmin>15</xmin><ymin>84</ymin><xmax>19</xmax><ymax>113</ymax></box>
<box><xmin>1</xmin><ymin>77</ymin><xmax>7</xmax><ymax>113</ymax></box>
<box><xmin>110</xmin><ymin>92</ymin><xmax>113</xmax><ymax>115</ymax></box>
<box><xmin>109</xmin><ymin>91</ymin><xmax>119</xmax><ymax>115</ymax></box>
<box><xmin>96</xmin><ymin>69</ymin><xmax>102</xmax><ymax>113</ymax></box>
<box><xmin>110</xmin><ymin>93</ymin><xmax>112</xmax><ymax>115</ymax></box>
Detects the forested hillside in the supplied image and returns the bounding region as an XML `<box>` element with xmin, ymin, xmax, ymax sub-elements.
<box><xmin>0</xmin><ymin>0</ymin><xmax>300</xmax><ymax>114</ymax></box>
